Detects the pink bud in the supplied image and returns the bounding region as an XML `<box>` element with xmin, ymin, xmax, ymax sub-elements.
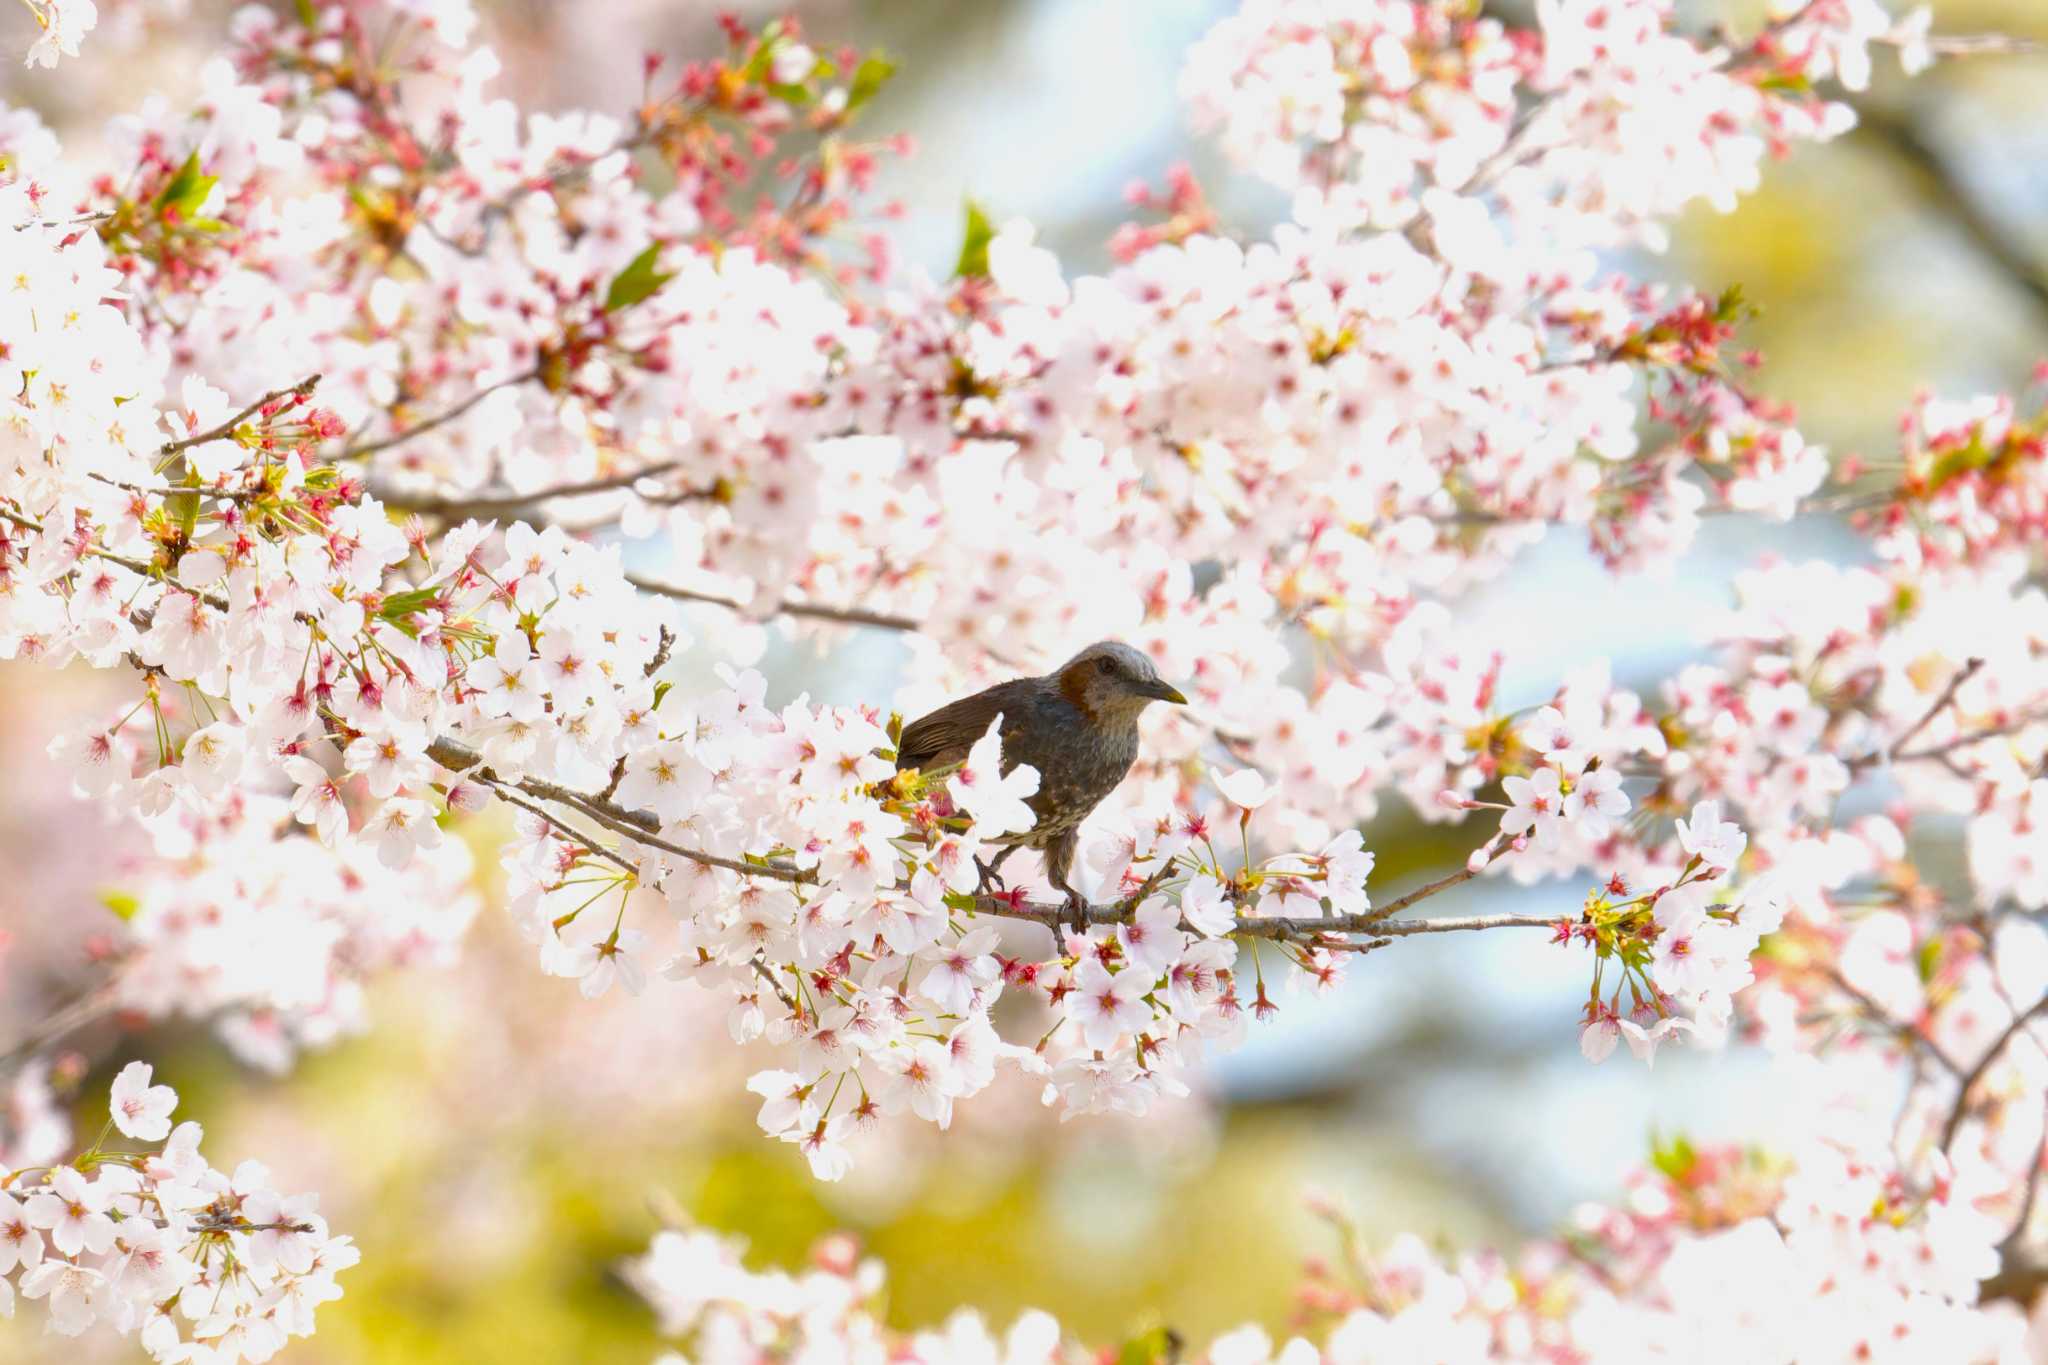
<box><xmin>1465</xmin><ymin>847</ymin><xmax>1492</xmax><ymax>873</ymax></box>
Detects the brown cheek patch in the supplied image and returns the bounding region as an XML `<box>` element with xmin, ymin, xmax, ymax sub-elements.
<box><xmin>1057</xmin><ymin>663</ymin><xmax>1097</xmax><ymax>721</ymax></box>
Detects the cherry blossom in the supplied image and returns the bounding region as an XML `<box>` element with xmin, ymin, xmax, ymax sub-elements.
<box><xmin>0</xmin><ymin>0</ymin><xmax>2042</xmax><ymax>1352</ymax></box>
<box><xmin>0</xmin><ymin>1067</ymin><xmax>351</xmax><ymax>1358</ymax></box>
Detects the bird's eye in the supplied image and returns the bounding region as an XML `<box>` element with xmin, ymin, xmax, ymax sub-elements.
<box><xmin>1097</xmin><ymin>657</ymin><xmax>1115</xmax><ymax>675</ymax></box>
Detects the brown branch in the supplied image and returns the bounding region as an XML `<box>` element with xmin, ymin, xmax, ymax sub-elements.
<box><xmin>87</xmin><ymin>472</ymin><xmax>263</xmax><ymax>504</ymax></box>
<box><xmin>0</xmin><ymin>978</ymin><xmax>123</xmax><ymax>1074</ymax></box>
<box><xmin>750</xmin><ymin>957</ymin><xmax>799</xmax><ymax>1013</ymax></box>
<box><xmin>1895</xmin><ymin>716</ymin><xmax>2044</xmax><ymax>766</ymax></box>
<box><xmin>625</xmin><ymin>573</ymin><xmax>922</xmax><ymax>632</ymax></box>
<box><xmin>643</xmin><ymin>624</ymin><xmax>676</xmax><ymax>679</ymax></box>
<box><xmin>1849</xmin><ymin>656</ymin><xmax>1986</xmax><ymax>772</ymax></box>
<box><xmin>161</xmin><ymin>374</ymin><xmax>322</xmax><ymax>458</ymax></box>
<box><xmin>1826</xmin><ymin>967</ymin><xmax>1965</xmax><ymax>1077</ymax></box>
<box><xmin>1365</xmin><ymin>864</ymin><xmax>1479</xmax><ymax>922</ymax></box>
<box><xmin>1854</xmin><ymin>107</ymin><xmax>2048</xmax><ymax>326</ymax></box>
<box><xmin>426</xmin><ymin>736</ymin><xmax>810</xmax><ymax>884</ymax></box>
<box><xmin>474</xmin><ymin>771</ymin><xmax>640</xmax><ymax>876</ymax></box>
<box><xmin>339</xmin><ymin>365</ymin><xmax>543</xmax><ymax>462</ymax></box>
<box><xmin>371</xmin><ymin>462</ymin><xmax>722</xmax><ymax>520</ymax></box>
<box><xmin>429</xmin><ymin>729</ymin><xmax>1541</xmax><ymax>946</ymax></box>
<box><xmin>1941</xmin><ymin>995</ymin><xmax>2048</xmax><ymax>1151</ymax></box>
<box><xmin>969</xmin><ymin>893</ymin><xmax>1558</xmax><ymax>941</ymax></box>
<box><xmin>12</xmin><ymin>211</ymin><xmax>115</xmax><ymax>232</ymax></box>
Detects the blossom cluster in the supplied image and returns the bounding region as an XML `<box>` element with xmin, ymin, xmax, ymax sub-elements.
<box><xmin>0</xmin><ymin>0</ymin><xmax>2043</xmax><ymax>1350</ymax></box>
<box><xmin>0</xmin><ymin>1063</ymin><xmax>353</xmax><ymax>1362</ymax></box>
<box><xmin>624</xmin><ymin>1123</ymin><xmax>2039</xmax><ymax>1362</ymax></box>
<box><xmin>97</xmin><ymin>790</ymin><xmax>480</xmax><ymax>1073</ymax></box>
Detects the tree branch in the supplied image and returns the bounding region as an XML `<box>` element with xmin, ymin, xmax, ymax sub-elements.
<box><xmin>1941</xmin><ymin>994</ymin><xmax>2048</xmax><ymax>1150</ymax></box>
<box><xmin>371</xmin><ymin>462</ymin><xmax>721</xmax><ymax>520</ymax></box>
<box><xmin>161</xmin><ymin>374</ymin><xmax>322</xmax><ymax>457</ymax></box>
<box><xmin>428</xmin><ymin>734</ymin><xmax>1539</xmax><ymax>947</ymax></box>
<box><xmin>0</xmin><ymin>978</ymin><xmax>123</xmax><ymax>1074</ymax></box>
<box><xmin>1848</xmin><ymin>656</ymin><xmax>1986</xmax><ymax>773</ymax></box>
<box><xmin>1825</xmin><ymin>967</ymin><xmax>1965</xmax><ymax>1077</ymax></box>
<box><xmin>970</xmin><ymin>895</ymin><xmax>1559</xmax><ymax>940</ymax></box>
<box><xmin>625</xmin><ymin>573</ymin><xmax>922</xmax><ymax>632</ymax></box>
<box><xmin>1854</xmin><ymin>106</ymin><xmax>2048</xmax><ymax>326</ymax></box>
<box><xmin>338</xmin><ymin>365</ymin><xmax>543</xmax><ymax>462</ymax></box>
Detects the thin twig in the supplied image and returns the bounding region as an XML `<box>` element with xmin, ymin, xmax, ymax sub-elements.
<box><xmin>625</xmin><ymin>573</ymin><xmax>922</xmax><ymax>632</ymax></box>
<box><xmin>643</xmin><ymin>625</ymin><xmax>676</xmax><ymax>679</ymax></box>
<box><xmin>476</xmin><ymin>772</ymin><xmax>639</xmax><ymax>876</ymax></box>
<box><xmin>426</xmin><ymin>736</ymin><xmax>810</xmax><ymax>883</ymax></box>
<box><xmin>969</xmin><ymin>894</ymin><xmax>1560</xmax><ymax>941</ymax></box>
<box><xmin>1365</xmin><ymin>864</ymin><xmax>1479</xmax><ymax>922</ymax></box>
<box><xmin>12</xmin><ymin>211</ymin><xmax>114</xmax><ymax>232</ymax></box>
<box><xmin>1942</xmin><ymin>995</ymin><xmax>2048</xmax><ymax>1151</ymax></box>
<box><xmin>0</xmin><ymin>978</ymin><xmax>124</xmax><ymax>1074</ymax></box>
<box><xmin>161</xmin><ymin>375</ymin><xmax>322</xmax><ymax>457</ymax></box>
<box><xmin>750</xmin><ymin>957</ymin><xmax>799</xmax><ymax>1012</ymax></box>
<box><xmin>371</xmin><ymin>461</ymin><xmax>721</xmax><ymax>520</ymax></box>
<box><xmin>88</xmin><ymin>472</ymin><xmax>262</xmax><ymax>503</ymax></box>
<box><xmin>1895</xmin><ymin>715</ymin><xmax>2044</xmax><ymax>766</ymax></box>
<box><xmin>429</xmin><ymin>736</ymin><xmax>1545</xmax><ymax>945</ymax></box>
<box><xmin>2001</xmin><ymin>1103</ymin><xmax>2046</xmax><ymax>1252</ymax></box>
<box><xmin>1826</xmin><ymin>967</ymin><xmax>1965</xmax><ymax>1077</ymax></box>
<box><xmin>1849</xmin><ymin>656</ymin><xmax>1985</xmax><ymax>772</ymax></box>
<box><xmin>338</xmin><ymin>365</ymin><xmax>543</xmax><ymax>462</ymax></box>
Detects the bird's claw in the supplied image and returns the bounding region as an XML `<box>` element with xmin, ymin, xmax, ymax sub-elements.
<box><xmin>1061</xmin><ymin>889</ymin><xmax>1090</xmax><ymax>936</ymax></box>
<box><xmin>973</xmin><ymin>855</ymin><xmax>1007</xmax><ymax>895</ymax></box>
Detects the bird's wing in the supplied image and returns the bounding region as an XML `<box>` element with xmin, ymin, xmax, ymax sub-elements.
<box><xmin>894</xmin><ymin>680</ymin><xmax>1033</xmax><ymax>773</ymax></box>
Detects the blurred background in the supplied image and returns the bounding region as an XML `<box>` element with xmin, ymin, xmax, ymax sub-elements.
<box><xmin>1</xmin><ymin>0</ymin><xmax>2044</xmax><ymax>1359</ymax></box>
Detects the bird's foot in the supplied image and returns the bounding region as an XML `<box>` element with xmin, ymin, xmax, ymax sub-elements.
<box><xmin>1061</xmin><ymin>888</ymin><xmax>1091</xmax><ymax>937</ymax></box>
<box><xmin>973</xmin><ymin>855</ymin><xmax>1007</xmax><ymax>895</ymax></box>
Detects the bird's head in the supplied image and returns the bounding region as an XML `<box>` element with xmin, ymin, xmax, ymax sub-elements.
<box><xmin>1055</xmin><ymin>640</ymin><xmax>1187</xmax><ymax>723</ymax></box>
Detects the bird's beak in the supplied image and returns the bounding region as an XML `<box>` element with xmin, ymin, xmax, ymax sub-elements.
<box><xmin>1147</xmin><ymin>680</ymin><xmax>1188</xmax><ymax>705</ymax></box>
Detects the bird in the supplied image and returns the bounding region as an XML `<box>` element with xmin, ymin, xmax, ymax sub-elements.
<box><xmin>893</xmin><ymin>640</ymin><xmax>1187</xmax><ymax>926</ymax></box>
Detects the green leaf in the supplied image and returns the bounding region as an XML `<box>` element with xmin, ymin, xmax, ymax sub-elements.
<box><xmin>769</xmin><ymin>83</ymin><xmax>813</xmax><ymax>106</ymax></box>
<box><xmin>377</xmin><ymin>587</ymin><xmax>440</xmax><ymax>621</ymax></box>
<box><xmin>652</xmin><ymin>679</ymin><xmax>672</xmax><ymax>709</ymax></box>
<box><xmin>164</xmin><ymin>455</ymin><xmax>200</xmax><ymax>542</ymax></box>
<box><xmin>846</xmin><ymin>52</ymin><xmax>895</xmax><ymax>111</ymax></box>
<box><xmin>604</xmin><ymin>242</ymin><xmax>674</xmax><ymax>313</ymax></box>
<box><xmin>153</xmin><ymin>151</ymin><xmax>219</xmax><ymax>223</ymax></box>
<box><xmin>953</xmin><ymin>199</ymin><xmax>995</xmax><ymax>280</ymax></box>
<box><xmin>294</xmin><ymin>0</ymin><xmax>317</xmax><ymax>26</ymax></box>
<box><xmin>740</xmin><ymin>20</ymin><xmax>784</xmax><ymax>82</ymax></box>
<box><xmin>1756</xmin><ymin>71</ymin><xmax>1813</xmax><ymax>95</ymax></box>
<box><xmin>1117</xmin><ymin>1326</ymin><xmax>1182</xmax><ymax>1365</ymax></box>
<box><xmin>101</xmin><ymin>889</ymin><xmax>141</xmax><ymax>922</ymax></box>
<box><xmin>1649</xmin><ymin>1131</ymin><xmax>1698</xmax><ymax>1182</ymax></box>
<box><xmin>1924</xmin><ymin>433</ymin><xmax>1994</xmax><ymax>495</ymax></box>
<box><xmin>1713</xmin><ymin>283</ymin><xmax>1750</xmax><ymax>324</ymax></box>
<box><xmin>1916</xmin><ymin>936</ymin><xmax>1943</xmax><ymax>984</ymax></box>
